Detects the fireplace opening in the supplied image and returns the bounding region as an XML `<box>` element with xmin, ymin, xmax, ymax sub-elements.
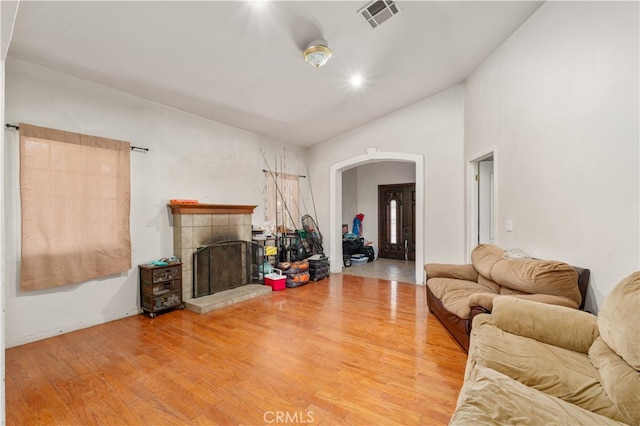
<box><xmin>193</xmin><ymin>240</ymin><xmax>262</xmax><ymax>298</ymax></box>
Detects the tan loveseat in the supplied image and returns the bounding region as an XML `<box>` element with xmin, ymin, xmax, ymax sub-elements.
<box><xmin>450</xmin><ymin>271</ymin><xmax>640</xmax><ymax>425</ymax></box>
<box><xmin>425</xmin><ymin>244</ymin><xmax>589</xmax><ymax>351</ymax></box>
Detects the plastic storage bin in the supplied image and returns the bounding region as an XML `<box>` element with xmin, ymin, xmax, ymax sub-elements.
<box><xmin>350</xmin><ymin>256</ymin><xmax>368</xmax><ymax>266</ymax></box>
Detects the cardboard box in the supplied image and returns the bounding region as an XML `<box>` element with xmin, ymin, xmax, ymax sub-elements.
<box><xmin>264</xmin><ymin>271</ymin><xmax>286</xmax><ymax>291</ymax></box>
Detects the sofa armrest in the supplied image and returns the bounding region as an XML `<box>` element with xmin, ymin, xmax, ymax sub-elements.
<box><xmin>424</xmin><ymin>263</ymin><xmax>478</xmax><ymax>281</ymax></box>
<box><xmin>468</xmin><ymin>292</ymin><xmax>497</xmax><ymax>311</ymax></box>
<box><xmin>468</xmin><ymin>306</ymin><xmax>490</xmax><ymax>334</ymax></box>
<box><xmin>490</xmin><ymin>296</ymin><xmax>599</xmax><ymax>353</ymax></box>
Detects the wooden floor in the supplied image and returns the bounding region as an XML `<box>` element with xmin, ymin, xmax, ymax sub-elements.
<box><xmin>6</xmin><ymin>274</ymin><xmax>467</xmax><ymax>425</ymax></box>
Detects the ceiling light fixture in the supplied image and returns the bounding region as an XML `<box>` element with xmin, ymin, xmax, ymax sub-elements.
<box><xmin>350</xmin><ymin>74</ymin><xmax>364</xmax><ymax>87</ymax></box>
<box><xmin>303</xmin><ymin>40</ymin><xmax>332</xmax><ymax>68</ymax></box>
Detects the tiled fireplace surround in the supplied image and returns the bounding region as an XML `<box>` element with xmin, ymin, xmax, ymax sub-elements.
<box><xmin>169</xmin><ymin>204</ymin><xmax>255</xmax><ymax>301</ymax></box>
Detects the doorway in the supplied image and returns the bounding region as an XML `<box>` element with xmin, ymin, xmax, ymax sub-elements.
<box><xmin>329</xmin><ymin>150</ymin><xmax>425</xmax><ymax>284</ymax></box>
<box><xmin>378</xmin><ymin>183</ymin><xmax>415</xmax><ymax>260</ymax></box>
<box><xmin>477</xmin><ymin>158</ymin><xmax>494</xmax><ymax>245</ymax></box>
<box><xmin>468</xmin><ymin>150</ymin><xmax>496</xmax><ymax>256</ymax></box>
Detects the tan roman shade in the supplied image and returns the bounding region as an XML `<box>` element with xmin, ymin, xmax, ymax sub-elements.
<box><xmin>19</xmin><ymin>123</ymin><xmax>131</xmax><ymax>291</ymax></box>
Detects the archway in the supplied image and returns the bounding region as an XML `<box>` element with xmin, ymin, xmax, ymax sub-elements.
<box><xmin>329</xmin><ymin>149</ymin><xmax>425</xmax><ymax>284</ymax></box>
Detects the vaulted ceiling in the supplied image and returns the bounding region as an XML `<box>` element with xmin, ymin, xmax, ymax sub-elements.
<box><xmin>8</xmin><ymin>1</ymin><xmax>543</xmax><ymax>147</ymax></box>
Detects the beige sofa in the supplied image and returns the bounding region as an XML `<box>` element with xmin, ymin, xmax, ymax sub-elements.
<box><xmin>450</xmin><ymin>271</ymin><xmax>640</xmax><ymax>425</ymax></box>
<box><xmin>425</xmin><ymin>244</ymin><xmax>589</xmax><ymax>351</ymax></box>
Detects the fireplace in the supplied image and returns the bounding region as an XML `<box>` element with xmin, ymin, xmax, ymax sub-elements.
<box><xmin>168</xmin><ymin>203</ymin><xmax>257</xmax><ymax>301</ymax></box>
<box><xmin>193</xmin><ymin>240</ymin><xmax>262</xmax><ymax>298</ymax></box>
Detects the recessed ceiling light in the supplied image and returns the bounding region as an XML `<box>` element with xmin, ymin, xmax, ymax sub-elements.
<box><xmin>350</xmin><ymin>74</ymin><xmax>364</xmax><ymax>87</ymax></box>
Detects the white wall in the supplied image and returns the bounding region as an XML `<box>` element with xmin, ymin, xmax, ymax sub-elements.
<box><xmin>465</xmin><ymin>1</ymin><xmax>639</xmax><ymax>312</ymax></box>
<box><xmin>4</xmin><ymin>58</ymin><xmax>309</xmax><ymax>347</ymax></box>
<box><xmin>0</xmin><ymin>43</ymin><xmax>5</xmax><ymax>426</ymax></box>
<box><xmin>308</xmin><ymin>85</ymin><xmax>466</xmax><ymax>268</ymax></box>
<box><xmin>0</xmin><ymin>56</ymin><xmax>5</xmax><ymax>425</ymax></box>
<box><xmin>353</xmin><ymin>161</ymin><xmax>415</xmax><ymax>247</ymax></box>
<box><xmin>1</xmin><ymin>1</ymin><xmax>20</xmax><ymax>419</ymax></box>
<box><xmin>341</xmin><ymin>167</ymin><xmax>358</xmax><ymax>232</ymax></box>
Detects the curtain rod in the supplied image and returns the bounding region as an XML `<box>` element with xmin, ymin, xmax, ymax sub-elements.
<box><xmin>262</xmin><ymin>169</ymin><xmax>306</xmax><ymax>178</ymax></box>
<box><xmin>5</xmin><ymin>123</ymin><xmax>149</xmax><ymax>152</ymax></box>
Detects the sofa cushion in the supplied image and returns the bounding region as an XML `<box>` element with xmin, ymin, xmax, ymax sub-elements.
<box><xmin>490</xmin><ymin>297</ymin><xmax>598</xmax><ymax>353</ymax></box>
<box><xmin>470</xmin><ymin>292</ymin><xmax>580</xmax><ymax>312</ymax></box>
<box><xmin>424</xmin><ymin>263</ymin><xmax>478</xmax><ymax>281</ymax></box>
<box><xmin>450</xmin><ymin>366</ymin><xmax>625</xmax><ymax>426</ymax></box>
<box><xmin>500</xmin><ymin>286</ymin><xmax>526</xmax><ymax>295</ymax></box>
<box><xmin>470</xmin><ymin>244</ymin><xmax>504</xmax><ymax>279</ymax></box>
<box><xmin>590</xmin><ymin>336</ymin><xmax>640</xmax><ymax>425</ymax></box>
<box><xmin>468</xmin><ymin>319</ymin><xmax>622</xmax><ymax>421</ymax></box>
<box><xmin>491</xmin><ymin>258</ymin><xmax>581</xmax><ymax>305</ymax></box>
<box><xmin>597</xmin><ymin>271</ymin><xmax>640</xmax><ymax>370</ymax></box>
<box><xmin>510</xmin><ymin>293</ymin><xmax>579</xmax><ymax>308</ymax></box>
<box><xmin>477</xmin><ymin>274</ymin><xmax>500</xmax><ymax>293</ymax></box>
<box><xmin>470</xmin><ymin>245</ymin><xmax>581</xmax><ymax>306</ymax></box>
<box><xmin>427</xmin><ymin>278</ymin><xmax>497</xmax><ymax>318</ymax></box>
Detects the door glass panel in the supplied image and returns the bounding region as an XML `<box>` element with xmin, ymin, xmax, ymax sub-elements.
<box><xmin>390</xmin><ymin>199</ymin><xmax>397</xmax><ymax>244</ymax></box>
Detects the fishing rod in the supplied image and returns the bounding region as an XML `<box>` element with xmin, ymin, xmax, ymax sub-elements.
<box><xmin>259</xmin><ymin>148</ymin><xmax>297</xmax><ymax>230</ymax></box>
<box><xmin>274</xmin><ymin>156</ymin><xmax>279</xmax><ymax>235</ymax></box>
<box><xmin>261</xmin><ymin>169</ymin><xmax>307</xmax><ymax>223</ymax></box>
<box><xmin>305</xmin><ymin>155</ymin><xmax>321</xmax><ymax>235</ymax></box>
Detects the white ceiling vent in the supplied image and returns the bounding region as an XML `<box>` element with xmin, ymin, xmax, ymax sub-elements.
<box><xmin>358</xmin><ymin>0</ymin><xmax>400</xmax><ymax>29</ymax></box>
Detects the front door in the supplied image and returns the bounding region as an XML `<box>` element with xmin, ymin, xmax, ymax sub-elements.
<box><xmin>378</xmin><ymin>183</ymin><xmax>415</xmax><ymax>260</ymax></box>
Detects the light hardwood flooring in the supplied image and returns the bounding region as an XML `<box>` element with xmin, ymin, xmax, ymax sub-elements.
<box><xmin>6</xmin><ymin>274</ymin><xmax>467</xmax><ymax>425</ymax></box>
<box><xmin>341</xmin><ymin>258</ymin><xmax>417</xmax><ymax>283</ymax></box>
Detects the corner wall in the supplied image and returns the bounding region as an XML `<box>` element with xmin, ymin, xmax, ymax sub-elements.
<box><xmin>465</xmin><ymin>1</ymin><xmax>639</xmax><ymax>311</ymax></box>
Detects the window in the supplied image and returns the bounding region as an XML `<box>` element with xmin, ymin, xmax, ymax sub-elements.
<box><xmin>19</xmin><ymin>123</ymin><xmax>131</xmax><ymax>291</ymax></box>
<box><xmin>264</xmin><ymin>171</ymin><xmax>299</xmax><ymax>233</ymax></box>
<box><xmin>389</xmin><ymin>199</ymin><xmax>397</xmax><ymax>244</ymax></box>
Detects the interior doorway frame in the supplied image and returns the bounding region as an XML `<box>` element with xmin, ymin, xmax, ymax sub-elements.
<box><xmin>467</xmin><ymin>147</ymin><xmax>498</xmax><ymax>261</ymax></box>
<box><xmin>329</xmin><ymin>149</ymin><xmax>425</xmax><ymax>284</ymax></box>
